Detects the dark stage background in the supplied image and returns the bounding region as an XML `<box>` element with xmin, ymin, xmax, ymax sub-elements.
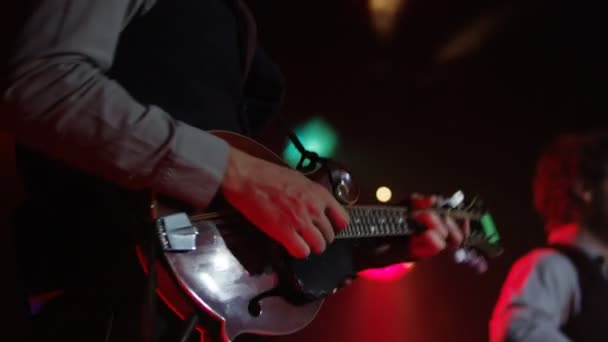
<box><xmin>1</xmin><ymin>0</ymin><xmax>605</xmax><ymax>341</ymax></box>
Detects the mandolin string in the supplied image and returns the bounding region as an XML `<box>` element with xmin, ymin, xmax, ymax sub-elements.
<box><xmin>189</xmin><ymin>207</ymin><xmax>481</xmax><ymax>221</ymax></box>
<box><xmin>188</xmin><ymin>208</ymin><xmax>482</xmax><ymax>223</ymax></box>
<box><xmin>186</xmin><ymin>208</ymin><xmax>483</xmax><ymax>237</ymax></box>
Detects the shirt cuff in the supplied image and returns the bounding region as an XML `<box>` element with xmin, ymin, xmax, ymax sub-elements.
<box><xmin>152</xmin><ymin>122</ymin><xmax>230</xmax><ymax>209</ymax></box>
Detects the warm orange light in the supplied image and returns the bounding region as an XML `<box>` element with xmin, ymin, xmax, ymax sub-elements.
<box><xmin>368</xmin><ymin>0</ymin><xmax>407</xmax><ymax>39</ymax></box>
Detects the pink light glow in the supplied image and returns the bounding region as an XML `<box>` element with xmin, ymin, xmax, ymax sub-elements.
<box><xmin>359</xmin><ymin>262</ymin><xmax>414</xmax><ymax>281</ymax></box>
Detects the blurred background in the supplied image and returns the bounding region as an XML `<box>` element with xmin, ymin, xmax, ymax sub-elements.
<box><xmin>1</xmin><ymin>0</ymin><xmax>605</xmax><ymax>341</ymax></box>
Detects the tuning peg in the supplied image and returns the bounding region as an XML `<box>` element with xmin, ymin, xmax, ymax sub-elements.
<box><xmin>454</xmin><ymin>248</ymin><xmax>488</xmax><ymax>274</ymax></box>
<box><xmin>439</xmin><ymin>190</ymin><xmax>465</xmax><ymax>208</ymax></box>
<box><xmin>453</xmin><ymin>248</ymin><xmax>468</xmax><ymax>263</ymax></box>
<box><xmin>471</xmin><ymin>258</ymin><xmax>488</xmax><ymax>274</ymax></box>
<box><xmin>328</xmin><ymin>164</ymin><xmax>360</xmax><ymax>205</ymax></box>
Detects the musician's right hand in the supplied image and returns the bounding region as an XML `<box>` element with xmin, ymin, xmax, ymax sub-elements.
<box><xmin>220</xmin><ymin>147</ymin><xmax>350</xmax><ymax>258</ymax></box>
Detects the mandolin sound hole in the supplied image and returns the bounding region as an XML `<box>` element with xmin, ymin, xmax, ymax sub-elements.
<box><xmin>247</xmin><ymin>286</ymin><xmax>292</xmax><ymax>317</ymax></box>
<box><xmin>248</xmin><ymin>300</ymin><xmax>262</xmax><ymax>317</ymax></box>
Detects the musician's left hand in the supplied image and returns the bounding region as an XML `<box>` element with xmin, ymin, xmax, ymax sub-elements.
<box><xmin>408</xmin><ymin>193</ymin><xmax>470</xmax><ymax>258</ymax></box>
<box><xmin>339</xmin><ymin>193</ymin><xmax>471</xmax><ymax>288</ymax></box>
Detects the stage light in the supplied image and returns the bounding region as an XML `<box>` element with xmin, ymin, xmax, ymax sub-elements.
<box><xmin>282</xmin><ymin>116</ymin><xmax>338</xmax><ymax>169</ymax></box>
<box><xmin>368</xmin><ymin>0</ymin><xmax>407</xmax><ymax>40</ymax></box>
<box><xmin>359</xmin><ymin>262</ymin><xmax>414</xmax><ymax>282</ymax></box>
<box><xmin>376</xmin><ymin>186</ymin><xmax>392</xmax><ymax>202</ymax></box>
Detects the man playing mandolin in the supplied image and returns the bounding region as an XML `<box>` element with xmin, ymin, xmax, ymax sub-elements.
<box><xmin>2</xmin><ymin>1</ymin><xmax>470</xmax><ymax>341</ymax></box>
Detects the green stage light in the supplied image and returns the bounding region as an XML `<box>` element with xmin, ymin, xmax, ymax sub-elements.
<box><xmin>282</xmin><ymin>116</ymin><xmax>338</xmax><ymax>168</ymax></box>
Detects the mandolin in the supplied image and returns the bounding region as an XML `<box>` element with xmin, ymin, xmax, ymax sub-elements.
<box><xmin>135</xmin><ymin>130</ymin><xmax>503</xmax><ymax>342</ymax></box>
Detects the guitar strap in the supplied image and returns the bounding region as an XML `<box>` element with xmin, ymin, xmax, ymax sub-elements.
<box><xmin>141</xmin><ymin>230</ymin><xmax>158</xmax><ymax>342</ymax></box>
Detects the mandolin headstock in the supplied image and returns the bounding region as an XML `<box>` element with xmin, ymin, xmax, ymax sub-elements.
<box><xmin>436</xmin><ymin>190</ymin><xmax>503</xmax><ymax>273</ymax></box>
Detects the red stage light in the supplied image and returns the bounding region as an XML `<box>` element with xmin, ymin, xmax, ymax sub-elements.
<box><xmin>359</xmin><ymin>262</ymin><xmax>414</xmax><ymax>281</ymax></box>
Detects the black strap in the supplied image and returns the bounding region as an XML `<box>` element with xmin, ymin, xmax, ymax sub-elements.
<box><xmin>276</xmin><ymin>116</ymin><xmax>330</xmax><ymax>173</ymax></box>
<box><xmin>141</xmin><ymin>231</ymin><xmax>159</xmax><ymax>342</ymax></box>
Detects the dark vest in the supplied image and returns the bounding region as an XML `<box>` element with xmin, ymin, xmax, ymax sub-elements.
<box><xmin>13</xmin><ymin>0</ymin><xmax>285</xmax><ymax>294</ymax></box>
<box><xmin>107</xmin><ymin>0</ymin><xmax>285</xmax><ymax>135</ymax></box>
<box><xmin>109</xmin><ymin>0</ymin><xmax>246</xmax><ymax>132</ymax></box>
<box><xmin>549</xmin><ymin>244</ymin><xmax>608</xmax><ymax>341</ymax></box>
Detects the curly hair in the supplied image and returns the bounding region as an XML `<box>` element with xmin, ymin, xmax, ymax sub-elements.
<box><xmin>533</xmin><ymin>130</ymin><xmax>608</xmax><ymax>231</ymax></box>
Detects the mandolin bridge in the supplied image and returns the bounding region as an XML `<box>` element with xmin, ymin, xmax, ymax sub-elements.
<box><xmin>156</xmin><ymin>212</ymin><xmax>199</xmax><ymax>252</ymax></box>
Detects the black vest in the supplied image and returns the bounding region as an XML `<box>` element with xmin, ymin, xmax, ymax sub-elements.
<box><xmin>550</xmin><ymin>244</ymin><xmax>608</xmax><ymax>341</ymax></box>
<box><xmin>107</xmin><ymin>0</ymin><xmax>285</xmax><ymax>135</ymax></box>
<box><xmin>110</xmin><ymin>0</ymin><xmax>246</xmax><ymax>133</ymax></box>
<box><xmin>13</xmin><ymin>0</ymin><xmax>284</xmax><ymax>293</ymax></box>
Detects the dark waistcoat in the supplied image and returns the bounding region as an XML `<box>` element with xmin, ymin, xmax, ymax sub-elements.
<box><xmin>550</xmin><ymin>244</ymin><xmax>608</xmax><ymax>342</ymax></box>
